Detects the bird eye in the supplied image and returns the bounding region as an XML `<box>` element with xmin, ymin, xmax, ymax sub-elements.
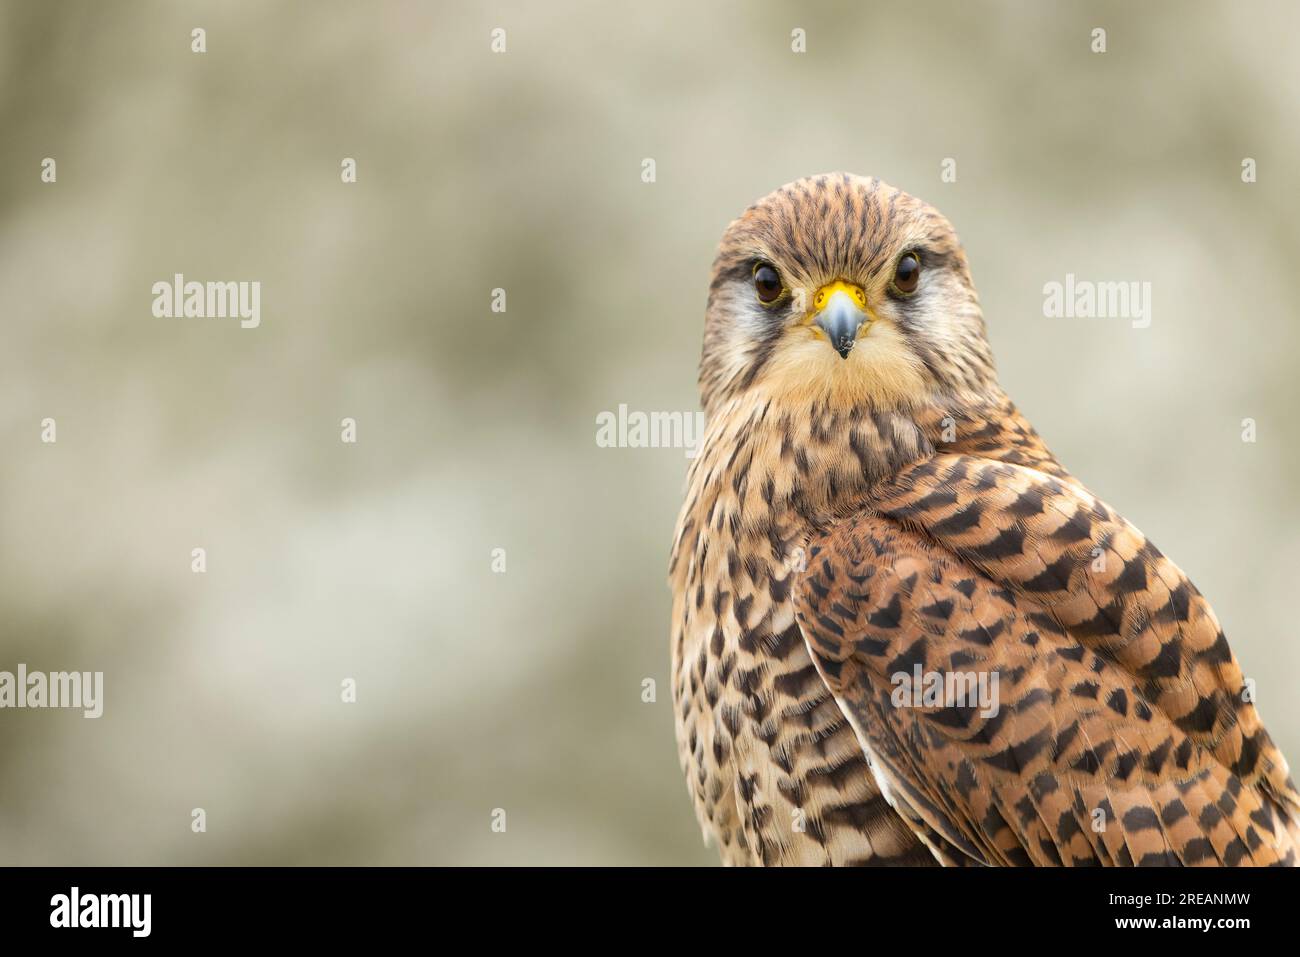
<box><xmin>892</xmin><ymin>252</ymin><xmax>921</xmax><ymax>295</ymax></box>
<box><xmin>753</xmin><ymin>263</ymin><xmax>783</xmax><ymax>304</ymax></box>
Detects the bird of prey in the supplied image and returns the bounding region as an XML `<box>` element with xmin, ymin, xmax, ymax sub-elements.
<box><xmin>668</xmin><ymin>173</ymin><xmax>1299</xmax><ymax>866</ymax></box>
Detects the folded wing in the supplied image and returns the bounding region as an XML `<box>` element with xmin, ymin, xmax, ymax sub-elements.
<box><xmin>795</xmin><ymin>454</ymin><xmax>1300</xmax><ymax>866</ymax></box>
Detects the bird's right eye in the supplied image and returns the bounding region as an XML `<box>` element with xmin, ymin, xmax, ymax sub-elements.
<box><xmin>753</xmin><ymin>263</ymin><xmax>783</xmax><ymax>304</ymax></box>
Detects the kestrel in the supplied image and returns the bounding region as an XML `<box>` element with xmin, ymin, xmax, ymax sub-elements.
<box><xmin>668</xmin><ymin>173</ymin><xmax>1300</xmax><ymax>866</ymax></box>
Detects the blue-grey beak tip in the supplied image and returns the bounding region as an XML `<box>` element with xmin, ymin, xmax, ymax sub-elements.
<box><xmin>815</xmin><ymin>295</ymin><xmax>867</xmax><ymax>360</ymax></box>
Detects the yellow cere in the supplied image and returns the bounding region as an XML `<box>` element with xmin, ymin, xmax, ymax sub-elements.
<box><xmin>812</xmin><ymin>281</ymin><xmax>868</xmax><ymax>313</ymax></box>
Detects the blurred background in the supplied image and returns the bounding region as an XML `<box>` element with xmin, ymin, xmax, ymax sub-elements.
<box><xmin>1</xmin><ymin>0</ymin><xmax>1298</xmax><ymax>865</ymax></box>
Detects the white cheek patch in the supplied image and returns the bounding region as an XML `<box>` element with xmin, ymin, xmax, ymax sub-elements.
<box><xmin>881</xmin><ymin>274</ymin><xmax>967</xmax><ymax>346</ymax></box>
<box><xmin>705</xmin><ymin>284</ymin><xmax>762</xmax><ymax>386</ymax></box>
<box><xmin>726</xmin><ymin>283</ymin><xmax>781</xmax><ymax>338</ymax></box>
<box><xmin>711</xmin><ymin>281</ymin><xmax>790</xmax><ymax>378</ymax></box>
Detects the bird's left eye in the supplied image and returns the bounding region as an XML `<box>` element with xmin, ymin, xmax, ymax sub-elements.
<box><xmin>892</xmin><ymin>252</ymin><xmax>922</xmax><ymax>295</ymax></box>
<box><xmin>753</xmin><ymin>263</ymin><xmax>784</xmax><ymax>304</ymax></box>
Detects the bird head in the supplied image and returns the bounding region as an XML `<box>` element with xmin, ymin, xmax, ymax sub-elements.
<box><xmin>699</xmin><ymin>173</ymin><xmax>997</xmax><ymax>417</ymax></box>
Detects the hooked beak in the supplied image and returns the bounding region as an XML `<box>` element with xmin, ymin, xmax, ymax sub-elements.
<box><xmin>811</xmin><ymin>281</ymin><xmax>870</xmax><ymax>359</ymax></box>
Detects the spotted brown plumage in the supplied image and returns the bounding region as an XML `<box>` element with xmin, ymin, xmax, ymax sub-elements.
<box><xmin>669</xmin><ymin>172</ymin><xmax>1299</xmax><ymax>865</ymax></box>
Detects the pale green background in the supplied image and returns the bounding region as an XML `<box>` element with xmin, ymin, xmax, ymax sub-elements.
<box><xmin>1</xmin><ymin>1</ymin><xmax>1297</xmax><ymax>865</ymax></box>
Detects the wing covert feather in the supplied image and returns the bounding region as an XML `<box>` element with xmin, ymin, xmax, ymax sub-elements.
<box><xmin>794</xmin><ymin>461</ymin><xmax>1300</xmax><ymax>866</ymax></box>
